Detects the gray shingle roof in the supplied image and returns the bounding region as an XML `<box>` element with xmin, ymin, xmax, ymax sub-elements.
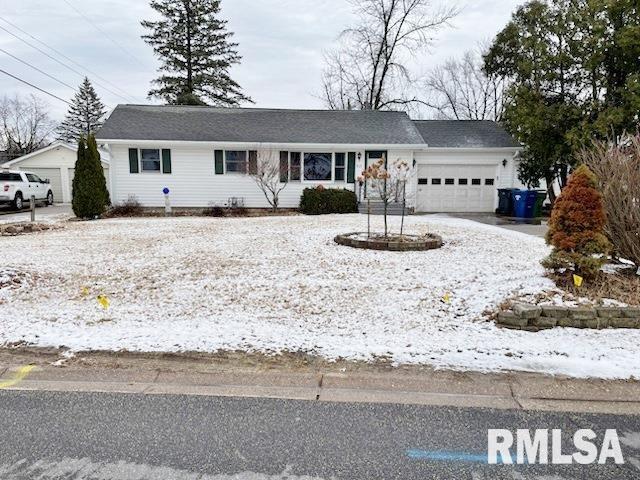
<box><xmin>97</xmin><ymin>105</ymin><xmax>426</xmax><ymax>145</ymax></box>
<box><xmin>413</xmin><ymin>120</ymin><xmax>521</xmax><ymax>148</ymax></box>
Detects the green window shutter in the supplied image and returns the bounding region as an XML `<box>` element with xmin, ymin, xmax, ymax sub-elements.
<box><xmin>214</xmin><ymin>150</ymin><xmax>224</xmax><ymax>174</ymax></box>
<box><xmin>161</xmin><ymin>149</ymin><xmax>172</xmax><ymax>174</ymax></box>
<box><xmin>347</xmin><ymin>152</ymin><xmax>356</xmax><ymax>183</ymax></box>
<box><xmin>128</xmin><ymin>148</ymin><xmax>139</xmax><ymax>174</ymax></box>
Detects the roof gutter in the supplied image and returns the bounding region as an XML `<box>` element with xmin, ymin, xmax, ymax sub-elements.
<box><xmin>95</xmin><ymin>139</ymin><xmax>431</xmax><ymax>150</ymax></box>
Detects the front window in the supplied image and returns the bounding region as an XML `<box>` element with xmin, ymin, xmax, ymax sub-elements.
<box><xmin>303</xmin><ymin>153</ymin><xmax>332</xmax><ymax>181</ymax></box>
<box><xmin>26</xmin><ymin>173</ymin><xmax>43</xmax><ymax>183</ymax></box>
<box><xmin>290</xmin><ymin>152</ymin><xmax>301</xmax><ymax>181</ymax></box>
<box><xmin>141</xmin><ymin>149</ymin><xmax>161</xmax><ymax>172</ymax></box>
<box><xmin>334</xmin><ymin>153</ymin><xmax>345</xmax><ymax>182</ymax></box>
<box><xmin>225</xmin><ymin>150</ymin><xmax>247</xmax><ymax>173</ymax></box>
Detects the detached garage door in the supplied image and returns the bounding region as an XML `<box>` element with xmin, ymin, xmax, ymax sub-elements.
<box><xmin>69</xmin><ymin>167</ymin><xmax>109</xmax><ymax>201</ymax></box>
<box><xmin>416</xmin><ymin>164</ymin><xmax>497</xmax><ymax>213</ymax></box>
<box><xmin>26</xmin><ymin>168</ymin><xmax>62</xmax><ymax>203</ymax></box>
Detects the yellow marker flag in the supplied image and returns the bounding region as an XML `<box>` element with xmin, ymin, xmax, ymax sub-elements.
<box><xmin>442</xmin><ymin>292</ymin><xmax>451</xmax><ymax>304</ymax></box>
<box><xmin>81</xmin><ymin>287</ymin><xmax>90</xmax><ymax>297</ymax></box>
<box><xmin>97</xmin><ymin>294</ymin><xmax>110</xmax><ymax>310</ymax></box>
<box><xmin>573</xmin><ymin>274</ymin><xmax>584</xmax><ymax>287</ymax></box>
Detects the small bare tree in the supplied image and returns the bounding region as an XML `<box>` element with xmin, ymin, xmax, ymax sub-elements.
<box><xmin>582</xmin><ymin>135</ymin><xmax>640</xmax><ymax>267</ymax></box>
<box><xmin>362</xmin><ymin>156</ymin><xmax>409</xmax><ymax>237</ymax></box>
<box><xmin>423</xmin><ymin>48</ymin><xmax>506</xmax><ymax>120</ymax></box>
<box><xmin>250</xmin><ymin>149</ymin><xmax>288</xmax><ymax>212</ymax></box>
<box><xmin>321</xmin><ymin>0</ymin><xmax>459</xmax><ymax>111</ymax></box>
<box><xmin>0</xmin><ymin>94</ymin><xmax>55</xmax><ymax>159</ymax></box>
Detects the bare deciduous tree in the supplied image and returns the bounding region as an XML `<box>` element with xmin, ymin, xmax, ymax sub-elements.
<box><xmin>423</xmin><ymin>49</ymin><xmax>506</xmax><ymax>120</ymax></box>
<box><xmin>321</xmin><ymin>0</ymin><xmax>458</xmax><ymax>111</ymax></box>
<box><xmin>582</xmin><ymin>135</ymin><xmax>640</xmax><ymax>267</ymax></box>
<box><xmin>0</xmin><ymin>94</ymin><xmax>55</xmax><ymax>159</ymax></box>
<box><xmin>250</xmin><ymin>149</ymin><xmax>288</xmax><ymax>212</ymax></box>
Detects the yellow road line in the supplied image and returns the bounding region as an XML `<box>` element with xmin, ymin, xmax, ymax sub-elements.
<box><xmin>0</xmin><ymin>365</ymin><xmax>36</xmax><ymax>389</ymax></box>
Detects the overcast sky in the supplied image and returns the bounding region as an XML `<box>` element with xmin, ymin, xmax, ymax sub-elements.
<box><xmin>0</xmin><ymin>0</ymin><xmax>522</xmax><ymax>121</ymax></box>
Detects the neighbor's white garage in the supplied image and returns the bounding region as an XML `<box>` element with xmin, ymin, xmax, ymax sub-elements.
<box><xmin>0</xmin><ymin>141</ymin><xmax>110</xmax><ymax>203</ymax></box>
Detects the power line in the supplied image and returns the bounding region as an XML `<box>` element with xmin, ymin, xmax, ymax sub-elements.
<box><xmin>0</xmin><ymin>15</ymin><xmax>140</xmax><ymax>103</ymax></box>
<box><xmin>0</xmin><ymin>24</ymin><xmax>135</xmax><ymax>103</ymax></box>
<box><xmin>0</xmin><ymin>47</ymin><xmax>76</xmax><ymax>91</ymax></box>
<box><xmin>61</xmin><ymin>0</ymin><xmax>147</xmax><ymax>68</ymax></box>
<box><xmin>0</xmin><ymin>68</ymin><xmax>71</xmax><ymax>105</ymax></box>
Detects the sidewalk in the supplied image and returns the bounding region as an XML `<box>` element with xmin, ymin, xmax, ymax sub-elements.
<box><xmin>1</xmin><ymin>349</ymin><xmax>639</xmax><ymax>415</ymax></box>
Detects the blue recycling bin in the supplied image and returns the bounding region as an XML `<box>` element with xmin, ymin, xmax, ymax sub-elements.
<box><xmin>513</xmin><ymin>190</ymin><xmax>537</xmax><ymax>218</ymax></box>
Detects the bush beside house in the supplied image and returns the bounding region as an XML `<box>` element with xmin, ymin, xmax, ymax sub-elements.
<box><xmin>299</xmin><ymin>187</ymin><xmax>358</xmax><ymax>215</ymax></box>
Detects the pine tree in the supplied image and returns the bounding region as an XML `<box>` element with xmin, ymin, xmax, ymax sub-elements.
<box><xmin>542</xmin><ymin>165</ymin><xmax>611</xmax><ymax>279</ymax></box>
<box><xmin>72</xmin><ymin>135</ymin><xmax>110</xmax><ymax>219</ymax></box>
<box><xmin>141</xmin><ymin>0</ymin><xmax>252</xmax><ymax>106</ymax></box>
<box><xmin>57</xmin><ymin>78</ymin><xmax>107</xmax><ymax>143</ymax></box>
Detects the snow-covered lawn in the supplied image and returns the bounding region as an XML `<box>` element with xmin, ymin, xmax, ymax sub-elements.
<box><xmin>1</xmin><ymin>214</ymin><xmax>639</xmax><ymax>379</ymax></box>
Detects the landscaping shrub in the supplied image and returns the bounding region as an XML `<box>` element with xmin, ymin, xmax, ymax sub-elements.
<box><xmin>72</xmin><ymin>135</ymin><xmax>110</xmax><ymax>219</ymax></box>
<box><xmin>542</xmin><ymin>165</ymin><xmax>611</xmax><ymax>279</ymax></box>
<box><xmin>107</xmin><ymin>196</ymin><xmax>143</xmax><ymax>217</ymax></box>
<box><xmin>582</xmin><ymin>135</ymin><xmax>640</xmax><ymax>267</ymax></box>
<box><xmin>299</xmin><ymin>187</ymin><xmax>358</xmax><ymax>215</ymax></box>
<box><xmin>202</xmin><ymin>206</ymin><xmax>226</xmax><ymax>217</ymax></box>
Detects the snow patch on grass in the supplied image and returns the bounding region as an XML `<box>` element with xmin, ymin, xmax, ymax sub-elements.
<box><xmin>0</xmin><ymin>214</ymin><xmax>638</xmax><ymax>379</ymax></box>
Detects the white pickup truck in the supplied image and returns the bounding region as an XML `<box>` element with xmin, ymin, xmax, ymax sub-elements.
<box><xmin>0</xmin><ymin>169</ymin><xmax>55</xmax><ymax>210</ymax></box>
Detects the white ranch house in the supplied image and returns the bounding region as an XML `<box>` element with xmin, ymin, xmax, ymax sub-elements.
<box><xmin>92</xmin><ymin>105</ymin><xmax>523</xmax><ymax>213</ymax></box>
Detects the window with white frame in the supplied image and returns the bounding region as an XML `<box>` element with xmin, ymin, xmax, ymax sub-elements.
<box><xmin>225</xmin><ymin>150</ymin><xmax>247</xmax><ymax>173</ymax></box>
<box><xmin>303</xmin><ymin>152</ymin><xmax>332</xmax><ymax>181</ymax></box>
<box><xmin>334</xmin><ymin>153</ymin><xmax>346</xmax><ymax>182</ymax></box>
<box><xmin>141</xmin><ymin>149</ymin><xmax>161</xmax><ymax>172</ymax></box>
<box><xmin>279</xmin><ymin>151</ymin><xmax>302</xmax><ymax>182</ymax></box>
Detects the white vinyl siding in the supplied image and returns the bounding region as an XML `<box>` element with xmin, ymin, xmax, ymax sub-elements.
<box><xmin>109</xmin><ymin>145</ymin><xmax>377</xmax><ymax>208</ymax></box>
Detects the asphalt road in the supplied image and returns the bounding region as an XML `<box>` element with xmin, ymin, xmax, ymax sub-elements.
<box><xmin>0</xmin><ymin>391</ymin><xmax>639</xmax><ymax>479</ymax></box>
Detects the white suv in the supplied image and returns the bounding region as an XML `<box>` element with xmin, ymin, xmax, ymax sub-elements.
<box><xmin>0</xmin><ymin>169</ymin><xmax>55</xmax><ymax>210</ymax></box>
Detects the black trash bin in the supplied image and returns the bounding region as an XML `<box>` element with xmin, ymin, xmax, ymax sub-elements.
<box><xmin>497</xmin><ymin>189</ymin><xmax>516</xmax><ymax>216</ymax></box>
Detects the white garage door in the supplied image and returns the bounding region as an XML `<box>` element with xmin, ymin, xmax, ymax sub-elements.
<box><xmin>26</xmin><ymin>168</ymin><xmax>63</xmax><ymax>203</ymax></box>
<box><xmin>416</xmin><ymin>164</ymin><xmax>498</xmax><ymax>213</ymax></box>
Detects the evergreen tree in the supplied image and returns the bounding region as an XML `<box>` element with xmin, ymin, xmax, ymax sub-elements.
<box><xmin>542</xmin><ymin>165</ymin><xmax>611</xmax><ymax>279</ymax></box>
<box><xmin>57</xmin><ymin>78</ymin><xmax>106</xmax><ymax>143</ymax></box>
<box><xmin>484</xmin><ymin>0</ymin><xmax>640</xmax><ymax>199</ymax></box>
<box><xmin>141</xmin><ymin>0</ymin><xmax>252</xmax><ymax>106</ymax></box>
<box><xmin>72</xmin><ymin>135</ymin><xmax>110</xmax><ymax>219</ymax></box>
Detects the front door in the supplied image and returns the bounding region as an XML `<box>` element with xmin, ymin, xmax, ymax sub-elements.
<box><xmin>364</xmin><ymin>150</ymin><xmax>387</xmax><ymax>199</ymax></box>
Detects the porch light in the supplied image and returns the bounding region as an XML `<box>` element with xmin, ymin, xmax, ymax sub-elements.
<box><xmin>357</xmin><ymin>152</ymin><xmax>362</xmax><ymax>160</ymax></box>
<box><xmin>502</xmin><ymin>159</ymin><xmax>508</xmax><ymax>168</ymax></box>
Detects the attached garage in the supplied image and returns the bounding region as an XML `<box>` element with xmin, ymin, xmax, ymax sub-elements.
<box><xmin>416</xmin><ymin>164</ymin><xmax>498</xmax><ymax>213</ymax></box>
<box><xmin>412</xmin><ymin>121</ymin><xmax>524</xmax><ymax>213</ymax></box>
<box><xmin>0</xmin><ymin>141</ymin><xmax>110</xmax><ymax>203</ymax></box>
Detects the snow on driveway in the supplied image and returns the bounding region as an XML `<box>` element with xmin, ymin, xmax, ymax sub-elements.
<box><xmin>0</xmin><ymin>214</ymin><xmax>638</xmax><ymax>379</ymax></box>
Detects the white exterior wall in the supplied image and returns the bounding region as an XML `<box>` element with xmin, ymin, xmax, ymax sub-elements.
<box><xmin>7</xmin><ymin>145</ymin><xmax>110</xmax><ymax>203</ymax></box>
<box><xmin>109</xmin><ymin>144</ymin><xmax>420</xmax><ymax>208</ymax></box>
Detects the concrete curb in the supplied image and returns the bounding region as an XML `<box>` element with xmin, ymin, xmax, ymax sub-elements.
<box><xmin>1</xmin><ymin>363</ymin><xmax>640</xmax><ymax>415</ymax></box>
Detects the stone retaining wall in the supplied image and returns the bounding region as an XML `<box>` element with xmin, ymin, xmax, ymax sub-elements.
<box><xmin>497</xmin><ymin>304</ymin><xmax>640</xmax><ymax>331</ymax></box>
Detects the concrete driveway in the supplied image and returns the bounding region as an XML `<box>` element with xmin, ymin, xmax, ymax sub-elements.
<box><xmin>0</xmin><ymin>203</ymin><xmax>73</xmax><ymax>224</ymax></box>
<box><xmin>445</xmin><ymin>213</ymin><xmax>548</xmax><ymax>238</ymax></box>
